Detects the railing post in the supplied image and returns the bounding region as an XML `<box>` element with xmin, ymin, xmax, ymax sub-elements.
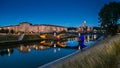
<box><xmin>78</xmin><ymin>46</ymin><xmax>81</xmax><ymax>50</ymax></box>
<box><xmin>54</xmin><ymin>43</ymin><xmax>56</xmax><ymax>48</ymax></box>
<box><xmin>78</xmin><ymin>32</ymin><xmax>81</xmax><ymax>37</ymax></box>
<box><xmin>54</xmin><ymin>32</ymin><xmax>56</xmax><ymax>37</ymax></box>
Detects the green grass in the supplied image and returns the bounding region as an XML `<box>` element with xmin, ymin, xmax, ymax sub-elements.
<box><xmin>0</xmin><ymin>34</ymin><xmax>19</xmax><ymax>42</ymax></box>
<box><xmin>23</xmin><ymin>34</ymin><xmax>40</xmax><ymax>40</ymax></box>
<box><xmin>0</xmin><ymin>34</ymin><xmax>41</xmax><ymax>42</ymax></box>
<box><xmin>53</xmin><ymin>35</ymin><xmax>120</xmax><ymax>68</ymax></box>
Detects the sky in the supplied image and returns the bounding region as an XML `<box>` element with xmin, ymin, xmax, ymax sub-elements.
<box><xmin>0</xmin><ymin>0</ymin><xmax>120</xmax><ymax>27</ymax></box>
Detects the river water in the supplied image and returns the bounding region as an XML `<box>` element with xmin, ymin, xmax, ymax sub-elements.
<box><xmin>0</xmin><ymin>34</ymin><xmax>100</xmax><ymax>68</ymax></box>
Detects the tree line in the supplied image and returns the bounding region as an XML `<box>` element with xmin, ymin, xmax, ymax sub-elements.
<box><xmin>99</xmin><ymin>2</ymin><xmax>120</xmax><ymax>35</ymax></box>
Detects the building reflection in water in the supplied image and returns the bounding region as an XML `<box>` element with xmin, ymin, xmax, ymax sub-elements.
<box><xmin>39</xmin><ymin>34</ymin><xmax>98</xmax><ymax>48</ymax></box>
<box><xmin>56</xmin><ymin>35</ymin><xmax>97</xmax><ymax>48</ymax></box>
<box><xmin>0</xmin><ymin>48</ymin><xmax>14</xmax><ymax>56</ymax></box>
<box><xmin>44</xmin><ymin>35</ymin><xmax>98</xmax><ymax>48</ymax></box>
<box><xmin>58</xmin><ymin>48</ymin><xmax>60</xmax><ymax>51</ymax></box>
<box><xmin>7</xmin><ymin>48</ymin><xmax>11</xmax><ymax>56</ymax></box>
<box><xmin>84</xmin><ymin>35</ymin><xmax>97</xmax><ymax>43</ymax></box>
<box><xmin>17</xmin><ymin>44</ymin><xmax>50</xmax><ymax>53</ymax></box>
<box><xmin>53</xmin><ymin>48</ymin><xmax>61</xmax><ymax>53</ymax></box>
<box><xmin>54</xmin><ymin>48</ymin><xmax>56</xmax><ymax>53</ymax></box>
<box><xmin>18</xmin><ymin>45</ymin><xmax>31</xmax><ymax>53</ymax></box>
<box><xmin>57</xmin><ymin>41</ymin><xmax>66</xmax><ymax>47</ymax></box>
<box><xmin>40</xmin><ymin>40</ymin><xmax>53</xmax><ymax>46</ymax></box>
<box><xmin>0</xmin><ymin>34</ymin><xmax>98</xmax><ymax>55</ymax></box>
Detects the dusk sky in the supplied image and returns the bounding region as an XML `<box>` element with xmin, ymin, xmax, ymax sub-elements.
<box><xmin>0</xmin><ymin>0</ymin><xmax>120</xmax><ymax>27</ymax></box>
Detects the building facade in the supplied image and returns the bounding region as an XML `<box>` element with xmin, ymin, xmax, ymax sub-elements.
<box><xmin>2</xmin><ymin>22</ymin><xmax>67</xmax><ymax>33</ymax></box>
<box><xmin>77</xmin><ymin>21</ymin><xmax>93</xmax><ymax>32</ymax></box>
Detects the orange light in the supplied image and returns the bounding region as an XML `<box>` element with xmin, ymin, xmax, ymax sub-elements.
<box><xmin>40</xmin><ymin>34</ymin><xmax>47</xmax><ymax>39</ymax></box>
<box><xmin>40</xmin><ymin>41</ymin><xmax>46</xmax><ymax>44</ymax></box>
<box><xmin>56</xmin><ymin>36</ymin><xmax>60</xmax><ymax>39</ymax></box>
<box><xmin>57</xmin><ymin>42</ymin><xmax>66</xmax><ymax>47</ymax></box>
<box><xmin>20</xmin><ymin>46</ymin><xmax>23</xmax><ymax>51</ymax></box>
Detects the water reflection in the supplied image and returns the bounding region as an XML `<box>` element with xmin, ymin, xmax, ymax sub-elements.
<box><xmin>17</xmin><ymin>45</ymin><xmax>31</xmax><ymax>53</ymax></box>
<box><xmin>53</xmin><ymin>48</ymin><xmax>61</xmax><ymax>53</ymax></box>
<box><xmin>0</xmin><ymin>48</ymin><xmax>14</xmax><ymax>56</ymax></box>
<box><xmin>39</xmin><ymin>34</ymin><xmax>97</xmax><ymax>48</ymax></box>
<box><xmin>40</xmin><ymin>40</ymin><xmax>53</xmax><ymax>46</ymax></box>
<box><xmin>0</xmin><ymin>44</ymin><xmax>77</xmax><ymax>68</ymax></box>
<box><xmin>58</xmin><ymin>48</ymin><xmax>60</xmax><ymax>51</ymax></box>
<box><xmin>54</xmin><ymin>48</ymin><xmax>57</xmax><ymax>53</ymax></box>
<box><xmin>0</xmin><ymin>34</ymin><xmax>100</xmax><ymax>68</ymax></box>
<box><xmin>84</xmin><ymin>34</ymin><xmax>97</xmax><ymax>42</ymax></box>
<box><xmin>0</xmin><ymin>34</ymin><xmax>98</xmax><ymax>55</ymax></box>
<box><xmin>17</xmin><ymin>44</ymin><xmax>50</xmax><ymax>53</ymax></box>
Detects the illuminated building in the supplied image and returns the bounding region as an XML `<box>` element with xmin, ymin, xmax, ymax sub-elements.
<box><xmin>2</xmin><ymin>22</ymin><xmax>67</xmax><ymax>33</ymax></box>
<box><xmin>77</xmin><ymin>21</ymin><xmax>93</xmax><ymax>32</ymax></box>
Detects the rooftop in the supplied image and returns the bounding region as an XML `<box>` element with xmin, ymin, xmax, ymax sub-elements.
<box><xmin>1</xmin><ymin>22</ymin><xmax>66</xmax><ymax>28</ymax></box>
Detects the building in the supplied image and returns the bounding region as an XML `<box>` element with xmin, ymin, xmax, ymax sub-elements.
<box><xmin>82</xmin><ymin>21</ymin><xmax>86</xmax><ymax>28</ymax></box>
<box><xmin>77</xmin><ymin>21</ymin><xmax>93</xmax><ymax>32</ymax></box>
<box><xmin>1</xmin><ymin>22</ymin><xmax>67</xmax><ymax>33</ymax></box>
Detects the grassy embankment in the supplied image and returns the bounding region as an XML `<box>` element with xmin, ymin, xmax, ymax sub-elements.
<box><xmin>53</xmin><ymin>35</ymin><xmax>120</xmax><ymax>68</ymax></box>
<box><xmin>0</xmin><ymin>34</ymin><xmax>19</xmax><ymax>42</ymax></box>
<box><xmin>22</xmin><ymin>34</ymin><xmax>41</xmax><ymax>40</ymax></box>
<box><xmin>0</xmin><ymin>34</ymin><xmax>41</xmax><ymax>44</ymax></box>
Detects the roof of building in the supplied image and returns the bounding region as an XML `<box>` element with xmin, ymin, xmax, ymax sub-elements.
<box><xmin>1</xmin><ymin>22</ymin><xmax>66</xmax><ymax>28</ymax></box>
<box><xmin>33</xmin><ymin>24</ymin><xmax>66</xmax><ymax>28</ymax></box>
<box><xmin>19</xmin><ymin>22</ymin><xmax>32</xmax><ymax>25</ymax></box>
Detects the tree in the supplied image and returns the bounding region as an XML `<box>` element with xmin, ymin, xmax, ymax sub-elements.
<box><xmin>99</xmin><ymin>2</ymin><xmax>120</xmax><ymax>35</ymax></box>
<box><xmin>93</xmin><ymin>27</ymin><xmax>101</xmax><ymax>30</ymax></box>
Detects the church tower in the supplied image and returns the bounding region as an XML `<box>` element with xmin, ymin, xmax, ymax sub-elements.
<box><xmin>82</xmin><ymin>21</ymin><xmax>86</xmax><ymax>28</ymax></box>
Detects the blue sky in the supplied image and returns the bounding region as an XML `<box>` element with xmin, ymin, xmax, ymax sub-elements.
<box><xmin>0</xmin><ymin>0</ymin><xmax>120</xmax><ymax>27</ymax></box>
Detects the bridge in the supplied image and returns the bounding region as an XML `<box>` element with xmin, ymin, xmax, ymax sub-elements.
<box><xmin>39</xmin><ymin>31</ymin><xmax>105</xmax><ymax>39</ymax></box>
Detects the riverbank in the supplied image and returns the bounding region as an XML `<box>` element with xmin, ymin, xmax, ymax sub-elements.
<box><xmin>0</xmin><ymin>39</ymin><xmax>42</xmax><ymax>45</ymax></box>
<box><xmin>39</xmin><ymin>35</ymin><xmax>120</xmax><ymax>68</ymax></box>
<box><xmin>0</xmin><ymin>34</ymin><xmax>42</xmax><ymax>45</ymax></box>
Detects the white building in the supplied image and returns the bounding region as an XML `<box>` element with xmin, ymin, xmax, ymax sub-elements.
<box><xmin>2</xmin><ymin>22</ymin><xmax>67</xmax><ymax>33</ymax></box>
